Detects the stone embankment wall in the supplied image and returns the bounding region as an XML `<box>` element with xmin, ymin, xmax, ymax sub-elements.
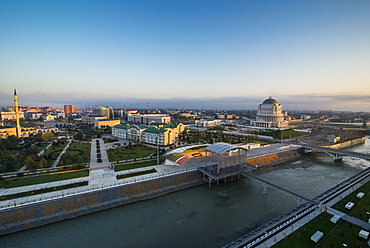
<box><xmin>326</xmin><ymin>136</ymin><xmax>366</xmax><ymax>149</ymax></box>
<box><xmin>0</xmin><ymin>148</ymin><xmax>307</xmax><ymax>236</ymax></box>
<box><xmin>0</xmin><ymin>171</ymin><xmax>204</xmax><ymax>236</ymax></box>
<box><xmin>247</xmin><ymin>150</ymin><xmax>301</xmax><ymax>174</ymax></box>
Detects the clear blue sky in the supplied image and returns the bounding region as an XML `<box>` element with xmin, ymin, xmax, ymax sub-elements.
<box><xmin>1</xmin><ymin>0</ymin><xmax>370</xmax><ymax>111</ymax></box>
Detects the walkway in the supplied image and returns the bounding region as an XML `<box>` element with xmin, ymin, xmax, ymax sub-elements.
<box><xmin>52</xmin><ymin>139</ymin><xmax>72</xmax><ymax>167</ymax></box>
<box><xmin>252</xmin><ymin>174</ymin><xmax>370</xmax><ymax>248</ymax></box>
<box><xmin>89</xmin><ymin>138</ymin><xmax>110</xmax><ymax>170</ymax></box>
<box><xmin>327</xmin><ymin>207</ymin><xmax>370</xmax><ymax>230</ymax></box>
<box><xmin>243</xmin><ymin>173</ymin><xmax>318</xmax><ymax>205</ymax></box>
<box><xmin>294</xmin><ymin>142</ymin><xmax>370</xmax><ymax>161</ymax></box>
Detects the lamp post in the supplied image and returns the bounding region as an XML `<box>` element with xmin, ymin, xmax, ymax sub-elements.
<box><xmin>156</xmin><ymin>136</ymin><xmax>159</xmax><ymax>164</ymax></box>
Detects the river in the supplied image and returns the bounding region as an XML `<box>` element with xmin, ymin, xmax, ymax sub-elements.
<box><xmin>1</xmin><ymin>137</ymin><xmax>369</xmax><ymax>248</ymax></box>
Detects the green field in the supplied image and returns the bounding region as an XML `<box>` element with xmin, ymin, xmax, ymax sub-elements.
<box><xmin>274</xmin><ymin>181</ymin><xmax>370</xmax><ymax>248</ymax></box>
<box><xmin>60</xmin><ymin>142</ymin><xmax>91</xmax><ymax>166</ymax></box>
<box><xmin>332</xmin><ymin>181</ymin><xmax>370</xmax><ymax>222</ymax></box>
<box><xmin>273</xmin><ymin>212</ymin><xmax>336</xmax><ymax>248</ymax></box>
<box><xmin>108</xmin><ymin>145</ymin><xmax>156</xmax><ymax>162</ymax></box>
<box><xmin>274</xmin><ymin>211</ymin><xmax>369</xmax><ymax>248</ymax></box>
<box><xmin>0</xmin><ymin>169</ymin><xmax>89</xmax><ymax>188</ymax></box>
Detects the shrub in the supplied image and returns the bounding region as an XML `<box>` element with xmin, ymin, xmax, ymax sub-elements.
<box><xmin>17</xmin><ymin>172</ymin><xmax>24</xmax><ymax>177</ymax></box>
<box><xmin>97</xmin><ymin>158</ymin><xmax>102</xmax><ymax>163</ymax></box>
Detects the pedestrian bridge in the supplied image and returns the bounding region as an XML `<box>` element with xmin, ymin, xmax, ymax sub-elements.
<box><xmin>292</xmin><ymin>142</ymin><xmax>370</xmax><ymax>161</ymax></box>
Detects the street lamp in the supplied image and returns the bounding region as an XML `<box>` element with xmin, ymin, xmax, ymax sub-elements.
<box><xmin>156</xmin><ymin>136</ymin><xmax>159</xmax><ymax>164</ymax></box>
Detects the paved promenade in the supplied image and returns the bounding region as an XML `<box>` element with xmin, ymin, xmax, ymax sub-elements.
<box><xmin>254</xmin><ymin>175</ymin><xmax>370</xmax><ymax>248</ymax></box>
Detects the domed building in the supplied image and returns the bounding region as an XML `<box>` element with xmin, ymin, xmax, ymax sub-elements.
<box><xmin>252</xmin><ymin>96</ymin><xmax>289</xmax><ymax>129</ymax></box>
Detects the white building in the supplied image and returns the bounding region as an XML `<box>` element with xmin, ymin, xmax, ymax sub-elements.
<box><xmin>0</xmin><ymin>111</ymin><xmax>24</xmax><ymax>121</ymax></box>
<box><xmin>112</xmin><ymin>123</ymin><xmax>184</xmax><ymax>146</ymax></box>
<box><xmin>127</xmin><ymin>114</ymin><xmax>171</xmax><ymax>125</ymax></box>
<box><xmin>252</xmin><ymin>97</ymin><xmax>289</xmax><ymax>129</ymax></box>
<box><xmin>194</xmin><ymin>119</ymin><xmax>221</xmax><ymax>127</ymax></box>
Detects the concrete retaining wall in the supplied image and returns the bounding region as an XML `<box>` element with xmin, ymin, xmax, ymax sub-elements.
<box><xmin>326</xmin><ymin>137</ymin><xmax>366</xmax><ymax>149</ymax></box>
<box><xmin>246</xmin><ymin>149</ymin><xmax>301</xmax><ymax>169</ymax></box>
<box><xmin>0</xmin><ymin>170</ymin><xmax>204</xmax><ymax>236</ymax></box>
<box><xmin>0</xmin><ymin>147</ymin><xmax>324</xmax><ymax>236</ymax></box>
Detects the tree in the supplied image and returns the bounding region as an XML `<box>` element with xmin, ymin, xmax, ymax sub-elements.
<box><xmin>41</xmin><ymin>131</ymin><xmax>55</xmax><ymax>142</ymax></box>
<box><xmin>39</xmin><ymin>157</ymin><xmax>47</xmax><ymax>168</ymax></box>
<box><xmin>28</xmin><ymin>145</ymin><xmax>38</xmax><ymax>155</ymax></box>
<box><xmin>25</xmin><ymin>156</ymin><xmax>35</xmax><ymax>171</ymax></box>
<box><xmin>71</xmin><ymin>154</ymin><xmax>78</xmax><ymax>163</ymax></box>
<box><xmin>5</xmin><ymin>154</ymin><xmax>17</xmax><ymax>172</ymax></box>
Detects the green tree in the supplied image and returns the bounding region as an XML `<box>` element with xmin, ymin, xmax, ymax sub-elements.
<box><xmin>25</xmin><ymin>156</ymin><xmax>35</xmax><ymax>171</ymax></box>
<box><xmin>71</xmin><ymin>154</ymin><xmax>78</xmax><ymax>163</ymax></box>
<box><xmin>5</xmin><ymin>154</ymin><xmax>17</xmax><ymax>172</ymax></box>
<box><xmin>39</xmin><ymin>157</ymin><xmax>47</xmax><ymax>168</ymax></box>
<box><xmin>41</xmin><ymin>131</ymin><xmax>55</xmax><ymax>142</ymax></box>
<box><xmin>83</xmin><ymin>152</ymin><xmax>89</xmax><ymax>163</ymax></box>
<box><xmin>28</xmin><ymin>145</ymin><xmax>38</xmax><ymax>154</ymax></box>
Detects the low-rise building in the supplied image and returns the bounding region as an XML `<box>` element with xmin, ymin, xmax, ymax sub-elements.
<box><xmin>81</xmin><ymin>114</ymin><xmax>107</xmax><ymax>123</ymax></box>
<box><xmin>0</xmin><ymin>126</ymin><xmax>17</xmax><ymax>138</ymax></box>
<box><xmin>327</xmin><ymin>134</ymin><xmax>340</xmax><ymax>143</ymax></box>
<box><xmin>94</xmin><ymin>119</ymin><xmax>121</xmax><ymax>128</ymax></box>
<box><xmin>128</xmin><ymin>114</ymin><xmax>171</xmax><ymax>124</ymax></box>
<box><xmin>112</xmin><ymin>122</ymin><xmax>184</xmax><ymax>146</ymax></box>
<box><xmin>0</xmin><ymin>111</ymin><xmax>24</xmax><ymax>121</ymax></box>
<box><xmin>194</xmin><ymin>119</ymin><xmax>221</xmax><ymax>127</ymax></box>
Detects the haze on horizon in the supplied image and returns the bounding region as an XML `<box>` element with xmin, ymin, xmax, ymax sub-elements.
<box><xmin>1</xmin><ymin>0</ymin><xmax>370</xmax><ymax>111</ymax></box>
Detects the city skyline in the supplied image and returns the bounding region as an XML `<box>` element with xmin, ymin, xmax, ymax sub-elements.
<box><xmin>1</xmin><ymin>0</ymin><xmax>370</xmax><ymax>111</ymax></box>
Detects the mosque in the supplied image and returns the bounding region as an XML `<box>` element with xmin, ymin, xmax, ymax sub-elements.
<box><xmin>0</xmin><ymin>90</ymin><xmax>57</xmax><ymax>138</ymax></box>
<box><xmin>252</xmin><ymin>96</ymin><xmax>290</xmax><ymax>129</ymax></box>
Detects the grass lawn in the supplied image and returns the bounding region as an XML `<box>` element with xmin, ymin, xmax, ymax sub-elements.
<box><xmin>116</xmin><ymin>168</ymin><xmax>157</xmax><ymax>179</ymax></box>
<box><xmin>108</xmin><ymin>145</ymin><xmax>156</xmax><ymax>162</ymax></box>
<box><xmin>332</xmin><ymin>180</ymin><xmax>370</xmax><ymax>222</ymax></box>
<box><xmin>41</xmin><ymin>143</ymin><xmax>67</xmax><ymax>167</ymax></box>
<box><xmin>61</xmin><ymin>142</ymin><xmax>91</xmax><ymax>165</ymax></box>
<box><xmin>273</xmin><ymin>212</ymin><xmax>336</xmax><ymax>248</ymax></box>
<box><xmin>114</xmin><ymin>160</ymin><xmax>158</xmax><ymax>172</ymax></box>
<box><xmin>275</xmin><ymin>180</ymin><xmax>370</xmax><ymax>248</ymax></box>
<box><xmin>318</xmin><ymin>220</ymin><xmax>368</xmax><ymax>247</ymax></box>
<box><xmin>0</xmin><ymin>169</ymin><xmax>89</xmax><ymax>188</ymax></box>
<box><xmin>34</xmin><ymin>143</ymin><xmax>49</xmax><ymax>153</ymax></box>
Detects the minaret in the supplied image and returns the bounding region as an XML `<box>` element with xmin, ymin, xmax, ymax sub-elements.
<box><xmin>13</xmin><ymin>89</ymin><xmax>21</xmax><ymax>137</ymax></box>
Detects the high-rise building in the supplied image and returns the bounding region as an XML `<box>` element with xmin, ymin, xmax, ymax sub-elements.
<box><xmin>64</xmin><ymin>105</ymin><xmax>76</xmax><ymax>116</ymax></box>
<box><xmin>92</xmin><ymin>106</ymin><xmax>114</xmax><ymax>119</ymax></box>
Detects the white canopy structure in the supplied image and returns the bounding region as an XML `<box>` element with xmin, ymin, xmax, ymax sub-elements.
<box><xmin>204</xmin><ymin>142</ymin><xmax>248</xmax><ymax>155</ymax></box>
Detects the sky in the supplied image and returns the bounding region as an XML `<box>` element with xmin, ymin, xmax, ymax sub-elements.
<box><xmin>1</xmin><ymin>0</ymin><xmax>370</xmax><ymax>111</ymax></box>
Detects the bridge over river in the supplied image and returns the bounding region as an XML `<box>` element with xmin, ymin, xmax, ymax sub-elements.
<box><xmin>291</xmin><ymin>142</ymin><xmax>370</xmax><ymax>161</ymax></box>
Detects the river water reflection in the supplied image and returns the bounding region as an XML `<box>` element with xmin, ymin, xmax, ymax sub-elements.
<box><xmin>1</xmin><ymin>137</ymin><xmax>369</xmax><ymax>248</ymax></box>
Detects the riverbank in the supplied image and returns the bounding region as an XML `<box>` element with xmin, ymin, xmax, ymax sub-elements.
<box><xmin>0</xmin><ymin>139</ymin><xmax>364</xmax><ymax>237</ymax></box>
<box><xmin>0</xmin><ymin>171</ymin><xmax>204</xmax><ymax>236</ymax></box>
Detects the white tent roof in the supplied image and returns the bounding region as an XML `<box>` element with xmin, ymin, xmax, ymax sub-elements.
<box><xmin>204</xmin><ymin>142</ymin><xmax>248</xmax><ymax>155</ymax></box>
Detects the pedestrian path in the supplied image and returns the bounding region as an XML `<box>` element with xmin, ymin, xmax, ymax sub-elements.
<box><xmin>327</xmin><ymin>207</ymin><xmax>370</xmax><ymax>230</ymax></box>
<box><xmin>89</xmin><ymin>138</ymin><xmax>110</xmax><ymax>170</ymax></box>
<box><xmin>37</xmin><ymin>142</ymin><xmax>53</xmax><ymax>157</ymax></box>
<box><xmin>52</xmin><ymin>140</ymin><xmax>72</xmax><ymax>167</ymax></box>
<box><xmin>254</xmin><ymin>176</ymin><xmax>370</xmax><ymax>248</ymax></box>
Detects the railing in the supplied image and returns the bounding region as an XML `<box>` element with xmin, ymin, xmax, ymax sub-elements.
<box><xmin>224</xmin><ymin>165</ymin><xmax>370</xmax><ymax>248</ymax></box>
<box><xmin>0</xmin><ymin>167</ymin><xmax>199</xmax><ymax>210</ymax></box>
